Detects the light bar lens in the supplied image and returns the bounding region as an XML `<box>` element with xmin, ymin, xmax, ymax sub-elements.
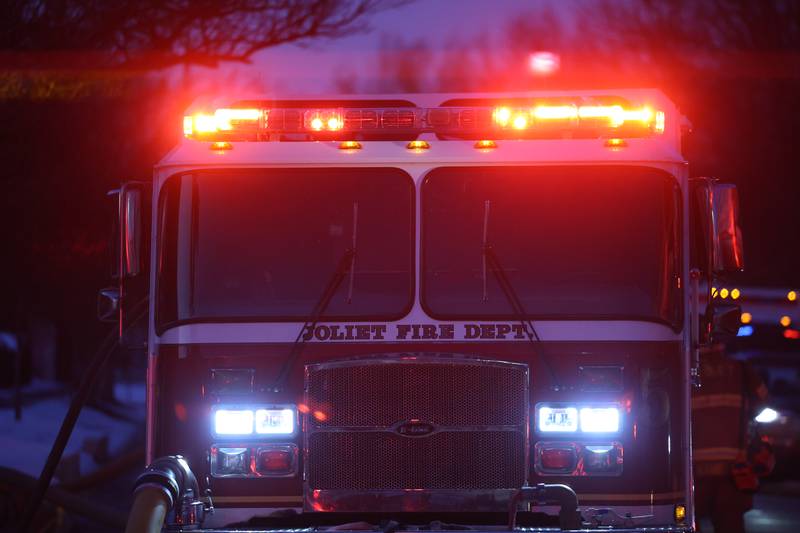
<box><xmin>539</xmin><ymin>406</ymin><xmax>578</xmax><ymax>432</ymax></box>
<box><xmin>580</xmin><ymin>407</ymin><xmax>620</xmax><ymax>433</ymax></box>
<box><xmin>184</xmin><ymin>108</ymin><xmax>262</xmax><ymax>137</ymax></box>
<box><xmin>215</xmin><ymin>409</ymin><xmax>254</xmax><ymax>435</ymax></box>
<box><xmin>184</xmin><ymin>101</ymin><xmax>664</xmax><ymax>140</ymax></box>
<box><xmin>305</xmin><ymin>109</ymin><xmax>344</xmax><ymax>132</ymax></box>
<box><xmin>495</xmin><ymin>104</ymin><xmax>659</xmax><ymax>130</ymax></box>
<box><xmin>255</xmin><ymin>408</ymin><xmax>295</xmax><ymax>435</ymax></box>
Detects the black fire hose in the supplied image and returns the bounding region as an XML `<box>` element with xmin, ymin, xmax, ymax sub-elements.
<box><xmin>19</xmin><ymin>298</ymin><xmax>148</xmax><ymax>532</ymax></box>
<box><xmin>126</xmin><ymin>455</ymin><xmax>200</xmax><ymax>533</ymax></box>
<box><xmin>0</xmin><ymin>466</ymin><xmax>127</xmax><ymax>530</ymax></box>
<box><xmin>508</xmin><ymin>484</ymin><xmax>582</xmax><ymax>530</ymax></box>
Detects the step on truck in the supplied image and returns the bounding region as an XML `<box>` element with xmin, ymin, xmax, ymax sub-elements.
<box><xmin>99</xmin><ymin>90</ymin><xmax>746</xmax><ymax>532</ymax></box>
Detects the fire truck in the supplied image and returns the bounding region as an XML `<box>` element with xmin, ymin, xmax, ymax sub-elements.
<box><xmin>99</xmin><ymin>90</ymin><xmax>746</xmax><ymax>532</ymax></box>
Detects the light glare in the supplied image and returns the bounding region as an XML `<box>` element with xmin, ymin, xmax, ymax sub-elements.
<box><xmin>538</xmin><ymin>406</ymin><xmax>578</xmax><ymax>432</ymax></box>
<box><xmin>755</xmin><ymin>407</ymin><xmax>779</xmax><ymax>423</ymax></box>
<box><xmin>183</xmin><ymin>116</ymin><xmax>193</xmax><ymax>136</ymax></box>
<box><xmin>529</xmin><ymin>51</ymin><xmax>560</xmax><ymax>75</ymax></box>
<box><xmin>532</xmin><ymin>105</ymin><xmax>577</xmax><ymax>120</ymax></box>
<box><xmin>214</xmin><ymin>108</ymin><xmax>261</xmax><ymax>130</ymax></box>
<box><xmin>255</xmin><ymin>408</ymin><xmax>295</xmax><ymax>435</ymax></box>
<box><xmin>215</xmin><ymin>409</ymin><xmax>254</xmax><ymax>435</ymax></box>
<box><xmin>193</xmin><ymin>113</ymin><xmax>218</xmax><ymax>134</ymax></box>
<box><xmin>580</xmin><ymin>407</ymin><xmax>620</xmax><ymax>433</ymax></box>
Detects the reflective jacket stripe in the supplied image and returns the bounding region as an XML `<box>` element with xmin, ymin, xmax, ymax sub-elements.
<box><xmin>691</xmin><ymin>393</ymin><xmax>743</xmax><ymax>410</ymax></box>
<box><xmin>693</xmin><ymin>447</ymin><xmax>743</xmax><ymax>461</ymax></box>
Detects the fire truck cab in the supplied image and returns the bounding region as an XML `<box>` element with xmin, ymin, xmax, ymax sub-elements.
<box><xmin>104</xmin><ymin>90</ymin><xmax>746</xmax><ymax>532</ymax></box>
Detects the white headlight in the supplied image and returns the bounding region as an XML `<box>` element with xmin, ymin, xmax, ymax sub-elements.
<box><xmin>755</xmin><ymin>407</ymin><xmax>779</xmax><ymax>423</ymax></box>
<box><xmin>215</xmin><ymin>409</ymin><xmax>254</xmax><ymax>435</ymax></box>
<box><xmin>580</xmin><ymin>407</ymin><xmax>620</xmax><ymax>433</ymax></box>
<box><xmin>255</xmin><ymin>408</ymin><xmax>296</xmax><ymax>435</ymax></box>
<box><xmin>539</xmin><ymin>406</ymin><xmax>578</xmax><ymax>432</ymax></box>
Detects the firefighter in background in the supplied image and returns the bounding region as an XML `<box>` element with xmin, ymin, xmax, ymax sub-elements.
<box><xmin>692</xmin><ymin>342</ymin><xmax>769</xmax><ymax>533</ymax></box>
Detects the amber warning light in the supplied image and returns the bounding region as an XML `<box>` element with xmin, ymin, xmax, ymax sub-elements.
<box><xmin>183</xmin><ymin>100</ymin><xmax>666</xmax><ymax>142</ymax></box>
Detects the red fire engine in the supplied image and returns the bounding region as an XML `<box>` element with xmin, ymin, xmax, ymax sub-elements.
<box><xmin>101</xmin><ymin>90</ymin><xmax>746</xmax><ymax>532</ymax></box>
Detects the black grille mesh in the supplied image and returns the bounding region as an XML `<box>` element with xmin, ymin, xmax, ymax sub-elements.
<box><xmin>307</xmin><ymin>360</ymin><xmax>526</xmax><ymax>427</ymax></box>
<box><xmin>309</xmin><ymin>430</ymin><xmax>525</xmax><ymax>490</ymax></box>
<box><xmin>306</xmin><ymin>359</ymin><xmax>528</xmax><ymax>492</ymax></box>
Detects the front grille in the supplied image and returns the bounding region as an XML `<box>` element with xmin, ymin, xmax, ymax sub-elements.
<box><xmin>305</xmin><ymin>356</ymin><xmax>528</xmax><ymax>494</ymax></box>
<box><xmin>309</xmin><ymin>430</ymin><xmax>524</xmax><ymax>490</ymax></box>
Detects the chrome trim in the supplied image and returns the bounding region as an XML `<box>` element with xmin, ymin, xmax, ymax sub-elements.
<box><xmin>307</xmin><ymin>489</ymin><xmax>519</xmax><ymax>513</ymax></box>
<box><xmin>210</xmin><ymin>443</ymin><xmax>299</xmax><ymax>478</ymax></box>
<box><xmin>534</xmin><ymin>441</ymin><xmax>624</xmax><ymax>477</ymax></box>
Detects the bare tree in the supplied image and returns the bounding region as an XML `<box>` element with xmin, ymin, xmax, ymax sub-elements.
<box><xmin>369</xmin><ymin>34</ymin><xmax>430</xmax><ymax>93</ymax></box>
<box><xmin>1</xmin><ymin>0</ymin><xmax>403</xmax><ymax>69</ymax></box>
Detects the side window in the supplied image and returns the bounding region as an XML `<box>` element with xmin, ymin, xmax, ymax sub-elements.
<box><xmin>156</xmin><ymin>176</ymin><xmax>182</xmax><ymax>327</ymax></box>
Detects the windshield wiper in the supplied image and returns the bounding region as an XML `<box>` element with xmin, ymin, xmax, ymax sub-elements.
<box><xmin>481</xmin><ymin>200</ymin><xmax>561</xmax><ymax>390</ymax></box>
<box><xmin>271</xmin><ymin>202</ymin><xmax>359</xmax><ymax>392</ymax></box>
<box><xmin>270</xmin><ymin>247</ymin><xmax>355</xmax><ymax>392</ymax></box>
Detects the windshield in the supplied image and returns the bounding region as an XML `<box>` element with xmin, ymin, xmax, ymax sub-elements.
<box><xmin>157</xmin><ymin>168</ymin><xmax>414</xmax><ymax>329</ymax></box>
<box><xmin>421</xmin><ymin>166</ymin><xmax>681</xmax><ymax>325</ymax></box>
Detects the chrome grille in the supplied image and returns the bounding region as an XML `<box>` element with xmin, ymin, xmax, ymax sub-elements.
<box><xmin>305</xmin><ymin>356</ymin><xmax>528</xmax><ymax>505</ymax></box>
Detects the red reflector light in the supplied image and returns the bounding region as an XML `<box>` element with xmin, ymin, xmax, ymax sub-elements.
<box><xmin>540</xmin><ymin>447</ymin><xmax>576</xmax><ymax>471</ymax></box>
<box><xmin>257</xmin><ymin>447</ymin><xmax>295</xmax><ymax>475</ymax></box>
<box><xmin>784</xmin><ymin>328</ymin><xmax>800</xmax><ymax>339</ymax></box>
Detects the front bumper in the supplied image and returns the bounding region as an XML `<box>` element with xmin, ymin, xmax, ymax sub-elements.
<box><xmin>168</xmin><ymin>525</ymin><xmax>693</xmax><ymax>533</ymax></box>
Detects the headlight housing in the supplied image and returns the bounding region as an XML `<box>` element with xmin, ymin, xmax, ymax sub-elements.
<box><xmin>212</xmin><ymin>405</ymin><xmax>297</xmax><ymax>438</ymax></box>
<box><xmin>537</xmin><ymin>403</ymin><xmax>622</xmax><ymax>434</ymax></box>
<box><xmin>538</xmin><ymin>406</ymin><xmax>579</xmax><ymax>432</ymax></box>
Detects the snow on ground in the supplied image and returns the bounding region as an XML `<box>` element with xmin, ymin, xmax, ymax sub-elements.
<box><xmin>0</xmin><ymin>381</ymin><xmax>144</xmax><ymax>481</ymax></box>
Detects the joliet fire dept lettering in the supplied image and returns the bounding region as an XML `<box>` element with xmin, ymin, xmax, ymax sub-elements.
<box><xmin>301</xmin><ymin>323</ymin><xmax>532</xmax><ymax>342</ymax></box>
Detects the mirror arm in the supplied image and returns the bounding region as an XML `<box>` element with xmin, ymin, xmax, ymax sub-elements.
<box><xmin>689</xmin><ymin>268</ymin><xmax>703</xmax><ymax>388</ymax></box>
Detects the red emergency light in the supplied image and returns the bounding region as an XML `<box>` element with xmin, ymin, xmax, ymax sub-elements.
<box><xmin>183</xmin><ymin>98</ymin><xmax>665</xmax><ymax>142</ymax></box>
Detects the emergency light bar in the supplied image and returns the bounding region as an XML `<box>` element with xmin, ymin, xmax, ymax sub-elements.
<box><xmin>183</xmin><ymin>100</ymin><xmax>665</xmax><ymax>142</ymax></box>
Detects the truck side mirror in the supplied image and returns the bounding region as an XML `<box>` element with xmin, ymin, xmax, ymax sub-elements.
<box><xmin>98</xmin><ymin>182</ymin><xmax>151</xmax><ymax>349</ymax></box>
<box><xmin>122</xmin><ymin>187</ymin><xmax>144</xmax><ymax>277</ymax></box>
<box><xmin>711</xmin><ymin>183</ymin><xmax>744</xmax><ymax>274</ymax></box>
<box><xmin>711</xmin><ymin>303</ymin><xmax>742</xmax><ymax>338</ymax></box>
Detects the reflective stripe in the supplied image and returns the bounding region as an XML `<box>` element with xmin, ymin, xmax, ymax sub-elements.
<box><xmin>211</xmin><ymin>496</ymin><xmax>304</xmax><ymax>504</ymax></box>
<box><xmin>693</xmin><ymin>447</ymin><xmax>743</xmax><ymax>461</ymax></box>
<box><xmin>578</xmin><ymin>491</ymin><xmax>685</xmax><ymax>502</ymax></box>
<box><xmin>692</xmin><ymin>393</ymin><xmax>742</xmax><ymax>410</ymax></box>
